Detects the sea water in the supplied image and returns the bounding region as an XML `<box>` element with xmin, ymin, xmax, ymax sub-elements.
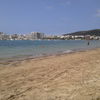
<box><xmin>0</xmin><ymin>40</ymin><xmax>100</xmax><ymax>60</ymax></box>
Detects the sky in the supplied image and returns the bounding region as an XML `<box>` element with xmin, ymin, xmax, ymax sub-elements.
<box><xmin>0</xmin><ymin>0</ymin><xmax>100</xmax><ymax>35</ymax></box>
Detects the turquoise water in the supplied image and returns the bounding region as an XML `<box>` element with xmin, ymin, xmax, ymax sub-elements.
<box><xmin>0</xmin><ymin>40</ymin><xmax>100</xmax><ymax>60</ymax></box>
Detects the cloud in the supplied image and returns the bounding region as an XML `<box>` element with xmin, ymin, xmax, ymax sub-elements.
<box><xmin>60</xmin><ymin>0</ymin><xmax>71</xmax><ymax>6</ymax></box>
<box><xmin>65</xmin><ymin>1</ymin><xmax>71</xmax><ymax>5</ymax></box>
<box><xmin>96</xmin><ymin>9</ymin><xmax>100</xmax><ymax>17</ymax></box>
<box><xmin>45</xmin><ymin>0</ymin><xmax>71</xmax><ymax>10</ymax></box>
<box><xmin>46</xmin><ymin>6</ymin><xmax>53</xmax><ymax>10</ymax></box>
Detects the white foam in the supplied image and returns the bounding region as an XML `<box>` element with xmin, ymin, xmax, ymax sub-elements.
<box><xmin>63</xmin><ymin>50</ymin><xmax>73</xmax><ymax>53</ymax></box>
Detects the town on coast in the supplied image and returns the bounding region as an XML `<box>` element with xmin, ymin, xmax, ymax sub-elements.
<box><xmin>0</xmin><ymin>29</ymin><xmax>100</xmax><ymax>40</ymax></box>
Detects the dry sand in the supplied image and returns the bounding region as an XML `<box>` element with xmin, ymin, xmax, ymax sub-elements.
<box><xmin>0</xmin><ymin>48</ymin><xmax>100</xmax><ymax>100</ymax></box>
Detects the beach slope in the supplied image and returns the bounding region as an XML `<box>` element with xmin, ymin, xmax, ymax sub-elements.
<box><xmin>0</xmin><ymin>49</ymin><xmax>100</xmax><ymax>100</ymax></box>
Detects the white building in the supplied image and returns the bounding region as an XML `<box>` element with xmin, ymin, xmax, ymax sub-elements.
<box><xmin>27</xmin><ymin>32</ymin><xmax>45</xmax><ymax>40</ymax></box>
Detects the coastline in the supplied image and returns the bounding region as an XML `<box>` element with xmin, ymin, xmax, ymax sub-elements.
<box><xmin>0</xmin><ymin>48</ymin><xmax>100</xmax><ymax>100</ymax></box>
<box><xmin>0</xmin><ymin>40</ymin><xmax>100</xmax><ymax>64</ymax></box>
<box><xmin>0</xmin><ymin>47</ymin><xmax>100</xmax><ymax>66</ymax></box>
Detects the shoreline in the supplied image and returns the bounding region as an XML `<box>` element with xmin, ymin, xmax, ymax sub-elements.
<box><xmin>0</xmin><ymin>39</ymin><xmax>100</xmax><ymax>65</ymax></box>
<box><xmin>0</xmin><ymin>47</ymin><xmax>100</xmax><ymax>100</ymax></box>
<box><xmin>0</xmin><ymin>47</ymin><xmax>100</xmax><ymax>66</ymax></box>
<box><xmin>0</xmin><ymin>47</ymin><xmax>100</xmax><ymax>65</ymax></box>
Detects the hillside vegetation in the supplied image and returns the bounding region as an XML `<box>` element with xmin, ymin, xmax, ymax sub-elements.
<box><xmin>64</xmin><ymin>29</ymin><xmax>100</xmax><ymax>36</ymax></box>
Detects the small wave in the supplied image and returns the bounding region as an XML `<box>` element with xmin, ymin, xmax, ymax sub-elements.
<box><xmin>62</xmin><ymin>50</ymin><xmax>73</xmax><ymax>53</ymax></box>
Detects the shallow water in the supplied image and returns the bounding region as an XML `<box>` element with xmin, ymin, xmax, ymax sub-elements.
<box><xmin>0</xmin><ymin>40</ymin><xmax>100</xmax><ymax>60</ymax></box>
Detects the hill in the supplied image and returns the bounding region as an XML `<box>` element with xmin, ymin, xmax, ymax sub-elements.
<box><xmin>63</xmin><ymin>29</ymin><xmax>100</xmax><ymax>36</ymax></box>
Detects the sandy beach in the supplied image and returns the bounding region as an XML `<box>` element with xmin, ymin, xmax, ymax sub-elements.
<box><xmin>0</xmin><ymin>48</ymin><xmax>100</xmax><ymax>100</ymax></box>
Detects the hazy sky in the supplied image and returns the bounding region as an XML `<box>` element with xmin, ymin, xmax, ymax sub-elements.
<box><xmin>0</xmin><ymin>0</ymin><xmax>100</xmax><ymax>34</ymax></box>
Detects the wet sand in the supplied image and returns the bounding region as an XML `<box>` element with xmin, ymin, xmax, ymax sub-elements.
<box><xmin>0</xmin><ymin>48</ymin><xmax>100</xmax><ymax>100</ymax></box>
